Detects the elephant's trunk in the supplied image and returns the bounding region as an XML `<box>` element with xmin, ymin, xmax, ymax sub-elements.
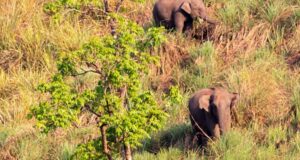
<box><xmin>212</xmin><ymin>123</ymin><xmax>220</xmax><ymax>138</ymax></box>
<box><xmin>198</xmin><ymin>11</ymin><xmax>218</xmax><ymax>24</ymax></box>
<box><xmin>217</xmin><ymin>107</ymin><xmax>231</xmax><ymax>135</ymax></box>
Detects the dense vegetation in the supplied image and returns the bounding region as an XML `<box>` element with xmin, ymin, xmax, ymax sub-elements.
<box><xmin>0</xmin><ymin>0</ymin><xmax>300</xmax><ymax>159</ymax></box>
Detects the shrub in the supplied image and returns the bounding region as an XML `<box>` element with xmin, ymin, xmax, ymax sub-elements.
<box><xmin>29</xmin><ymin>14</ymin><xmax>168</xmax><ymax>159</ymax></box>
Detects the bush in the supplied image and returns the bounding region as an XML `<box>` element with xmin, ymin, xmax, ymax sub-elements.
<box><xmin>29</xmin><ymin>14</ymin><xmax>168</xmax><ymax>159</ymax></box>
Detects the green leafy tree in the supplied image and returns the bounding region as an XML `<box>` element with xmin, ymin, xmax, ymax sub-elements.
<box><xmin>29</xmin><ymin>1</ymin><xmax>167</xmax><ymax>159</ymax></box>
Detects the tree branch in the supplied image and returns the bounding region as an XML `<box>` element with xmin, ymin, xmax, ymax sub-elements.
<box><xmin>115</xmin><ymin>0</ymin><xmax>124</xmax><ymax>12</ymax></box>
<box><xmin>124</xmin><ymin>143</ymin><xmax>132</xmax><ymax>160</ymax></box>
<box><xmin>103</xmin><ymin>0</ymin><xmax>111</xmax><ymax>13</ymax></box>
<box><xmin>105</xmin><ymin>99</ymin><xmax>113</xmax><ymax>116</ymax></box>
<box><xmin>0</xmin><ymin>114</ymin><xmax>4</xmax><ymax>124</ymax></box>
<box><xmin>100</xmin><ymin>124</ymin><xmax>113</xmax><ymax>160</ymax></box>
<box><xmin>85</xmin><ymin>104</ymin><xmax>102</xmax><ymax>117</ymax></box>
<box><xmin>86</xmin><ymin>62</ymin><xmax>102</xmax><ymax>74</ymax></box>
<box><xmin>102</xmin><ymin>0</ymin><xmax>117</xmax><ymax>36</ymax></box>
<box><xmin>71</xmin><ymin>69</ymin><xmax>101</xmax><ymax>76</ymax></box>
<box><xmin>119</xmin><ymin>86</ymin><xmax>129</xmax><ymax>110</ymax></box>
<box><xmin>287</xmin><ymin>53</ymin><xmax>300</xmax><ymax>66</ymax></box>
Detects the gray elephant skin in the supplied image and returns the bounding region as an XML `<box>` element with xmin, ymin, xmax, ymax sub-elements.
<box><xmin>153</xmin><ymin>0</ymin><xmax>218</xmax><ymax>32</ymax></box>
<box><xmin>188</xmin><ymin>88</ymin><xmax>238</xmax><ymax>145</ymax></box>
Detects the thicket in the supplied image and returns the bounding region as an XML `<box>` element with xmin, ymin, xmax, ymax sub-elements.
<box><xmin>25</xmin><ymin>0</ymin><xmax>174</xmax><ymax>160</ymax></box>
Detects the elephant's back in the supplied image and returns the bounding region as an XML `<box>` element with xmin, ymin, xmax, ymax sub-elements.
<box><xmin>153</xmin><ymin>0</ymin><xmax>177</xmax><ymax>20</ymax></box>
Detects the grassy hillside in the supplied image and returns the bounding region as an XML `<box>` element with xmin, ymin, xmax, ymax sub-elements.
<box><xmin>0</xmin><ymin>0</ymin><xmax>300</xmax><ymax>159</ymax></box>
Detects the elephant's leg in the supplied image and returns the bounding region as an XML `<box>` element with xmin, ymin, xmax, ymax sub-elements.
<box><xmin>191</xmin><ymin>134</ymin><xmax>198</xmax><ymax>147</ymax></box>
<box><xmin>183</xmin><ymin>20</ymin><xmax>193</xmax><ymax>32</ymax></box>
<box><xmin>174</xmin><ymin>12</ymin><xmax>186</xmax><ymax>32</ymax></box>
<box><xmin>191</xmin><ymin>132</ymin><xmax>208</xmax><ymax>147</ymax></box>
<box><xmin>200</xmin><ymin>136</ymin><xmax>209</xmax><ymax>147</ymax></box>
<box><xmin>190</xmin><ymin>115</ymin><xmax>201</xmax><ymax>146</ymax></box>
<box><xmin>190</xmin><ymin>116</ymin><xmax>208</xmax><ymax>147</ymax></box>
<box><xmin>212</xmin><ymin>124</ymin><xmax>221</xmax><ymax>138</ymax></box>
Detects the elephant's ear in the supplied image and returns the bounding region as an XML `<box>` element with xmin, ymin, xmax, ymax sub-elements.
<box><xmin>230</xmin><ymin>93</ymin><xmax>239</xmax><ymax>108</ymax></box>
<box><xmin>181</xmin><ymin>2</ymin><xmax>192</xmax><ymax>14</ymax></box>
<box><xmin>199</xmin><ymin>94</ymin><xmax>212</xmax><ymax>112</ymax></box>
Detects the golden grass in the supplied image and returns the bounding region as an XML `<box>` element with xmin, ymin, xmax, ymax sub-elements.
<box><xmin>224</xmin><ymin>49</ymin><xmax>289</xmax><ymax>123</ymax></box>
<box><xmin>0</xmin><ymin>70</ymin><xmax>50</xmax><ymax>124</ymax></box>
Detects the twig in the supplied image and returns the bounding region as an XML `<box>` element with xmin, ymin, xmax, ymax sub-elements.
<box><xmin>0</xmin><ymin>114</ymin><xmax>4</xmax><ymax>124</ymax></box>
<box><xmin>190</xmin><ymin>114</ymin><xmax>213</xmax><ymax>141</ymax></box>
<box><xmin>72</xmin><ymin>122</ymin><xmax>80</xmax><ymax>128</ymax></box>
<box><xmin>85</xmin><ymin>105</ymin><xmax>102</xmax><ymax>117</ymax></box>
<box><xmin>119</xmin><ymin>86</ymin><xmax>130</xmax><ymax>111</ymax></box>
<box><xmin>115</xmin><ymin>0</ymin><xmax>124</xmax><ymax>12</ymax></box>
<box><xmin>287</xmin><ymin>53</ymin><xmax>300</xmax><ymax>66</ymax></box>
<box><xmin>103</xmin><ymin>0</ymin><xmax>111</xmax><ymax>13</ymax></box>
<box><xmin>71</xmin><ymin>69</ymin><xmax>101</xmax><ymax>76</ymax></box>
<box><xmin>102</xmin><ymin>0</ymin><xmax>117</xmax><ymax>36</ymax></box>
<box><xmin>101</xmin><ymin>124</ymin><xmax>113</xmax><ymax>160</ymax></box>
<box><xmin>86</xmin><ymin>62</ymin><xmax>102</xmax><ymax>74</ymax></box>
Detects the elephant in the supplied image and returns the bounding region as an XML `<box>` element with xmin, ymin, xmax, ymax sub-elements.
<box><xmin>153</xmin><ymin>0</ymin><xmax>218</xmax><ymax>33</ymax></box>
<box><xmin>188</xmin><ymin>87</ymin><xmax>238</xmax><ymax>146</ymax></box>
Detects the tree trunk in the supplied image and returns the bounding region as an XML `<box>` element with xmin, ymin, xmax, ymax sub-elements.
<box><xmin>124</xmin><ymin>144</ymin><xmax>132</xmax><ymax>160</ymax></box>
<box><xmin>103</xmin><ymin>0</ymin><xmax>116</xmax><ymax>36</ymax></box>
<box><xmin>103</xmin><ymin>0</ymin><xmax>111</xmax><ymax>13</ymax></box>
<box><xmin>100</xmin><ymin>124</ymin><xmax>112</xmax><ymax>160</ymax></box>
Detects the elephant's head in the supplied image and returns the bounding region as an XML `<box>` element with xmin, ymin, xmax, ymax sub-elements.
<box><xmin>200</xmin><ymin>88</ymin><xmax>239</xmax><ymax>137</ymax></box>
<box><xmin>180</xmin><ymin>0</ymin><xmax>218</xmax><ymax>24</ymax></box>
